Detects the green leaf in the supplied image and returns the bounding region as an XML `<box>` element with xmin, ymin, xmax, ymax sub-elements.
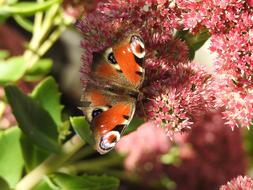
<box><xmin>160</xmin><ymin>146</ymin><xmax>180</xmax><ymax>165</ymax></box>
<box><xmin>156</xmin><ymin>176</ymin><xmax>176</xmax><ymax>190</ymax></box>
<box><xmin>20</xmin><ymin>135</ymin><xmax>49</xmax><ymax>172</ymax></box>
<box><xmin>31</xmin><ymin>77</ymin><xmax>63</xmax><ymax>126</ymax></box>
<box><xmin>0</xmin><ymin>50</ymin><xmax>9</xmax><ymax>60</ymax></box>
<box><xmin>5</xmin><ymin>0</ymin><xmax>18</xmax><ymax>5</ymax></box>
<box><xmin>0</xmin><ymin>127</ymin><xmax>23</xmax><ymax>188</ymax></box>
<box><xmin>58</xmin><ymin>120</ymin><xmax>71</xmax><ymax>141</ymax></box>
<box><xmin>13</xmin><ymin>15</ymin><xmax>33</xmax><ymax>33</ymax></box>
<box><xmin>48</xmin><ymin>173</ymin><xmax>120</xmax><ymax>190</ymax></box>
<box><xmin>70</xmin><ymin>116</ymin><xmax>95</xmax><ymax>146</ymax></box>
<box><xmin>25</xmin><ymin>59</ymin><xmax>53</xmax><ymax>81</ymax></box>
<box><xmin>176</xmin><ymin>28</ymin><xmax>211</xmax><ymax>61</ymax></box>
<box><xmin>33</xmin><ymin>179</ymin><xmax>53</xmax><ymax>190</ymax></box>
<box><xmin>0</xmin><ymin>0</ymin><xmax>61</xmax><ymax>16</ymax></box>
<box><xmin>243</xmin><ymin>128</ymin><xmax>253</xmax><ymax>167</ymax></box>
<box><xmin>0</xmin><ymin>56</ymin><xmax>27</xmax><ymax>84</ymax></box>
<box><xmin>5</xmin><ymin>85</ymin><xmax>60</xmax><ymax>153</ymax></box>
<box><xmin>0</xmin><ymin>16</ymin><xmax>7</xmax><ymax>23</ymax></box>
<box><xmin>123</xmin><ymin>117</ymin><xmax>144</xmax><ymax>135</ymax></box>
<box><xmin>0</xmin><ymin>177</ymin><xmax>10</xmax><ymax>190</ymax></box>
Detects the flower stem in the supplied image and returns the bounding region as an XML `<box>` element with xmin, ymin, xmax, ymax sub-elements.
<box><xmin>15</xmin><ymin>135</ymin><xmax>85</xmax><ymax>190</ymax></box>
<box><xmin>67</xmin><ymin>145</ymin><xmax>95</xmax><ymax>163</ymax></box>
<box><xmin>60</xmin><ymin>153</ymin><xmax>123</xmax><ymax>173</ymax></box>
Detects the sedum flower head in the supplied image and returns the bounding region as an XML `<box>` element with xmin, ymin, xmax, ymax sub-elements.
<box><xmin>145</xmin><ymin>63</ymin><xmax>216</xmax><ymax>138</ymax></box>
<box><xmin>220</xmin><ymin>176</ymin><xmax>253</xmax><ymax>190</ymax></box>
<box><xmin>176</xmin><ymin>0</ymin><xmax>253</xmax><ymax>129</ymax></box>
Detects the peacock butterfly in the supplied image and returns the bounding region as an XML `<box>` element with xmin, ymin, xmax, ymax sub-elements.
<box><xmin>81</xmin><ymin>33</ymin><xmax>145</xmax><ymax>154</ymax></box>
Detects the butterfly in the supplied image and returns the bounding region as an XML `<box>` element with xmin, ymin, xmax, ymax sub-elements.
<box><xmin>81</xmin><ymin>33</ymin><xmax>145</xmax><ymax>154</ymax></box>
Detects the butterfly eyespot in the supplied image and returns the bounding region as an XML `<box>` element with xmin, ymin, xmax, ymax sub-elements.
<box><xmin>130</xmin><ymin>35</ymin><xmax>145</xmax><ymax>59</ymax></box>
<box><xmin>109</xmin><ymin>135</ymin><xmax>117</xmax><ymax>143</ymax></box>
<box><xmin>99</xmin><ymin>131</ymin><xmax>120</xmax><ymax>151</ymax></box>
<box><xmin>108</xmin><ymin>52</ymin><xmax>117</xmax><ymax>64</ymax></box>
<box><xmin>104</xmin><ymin>47</ymin><xmax>117</xmax><ymax>65</ymax></box>
<box><xmin>92</xmin><ymin>108</ymin><xmax>103</xmax><ymax>118</ymax></box>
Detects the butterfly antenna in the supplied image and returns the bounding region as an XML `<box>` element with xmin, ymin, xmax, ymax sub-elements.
<box><xmin>138</xmin><ymin>92</ymin><xmax>148</xmax><ymax>121</ymax></box>
<box><xmin>141</xmin><ymin>101</ymin><xmax>148</xmax><ymax>122</ymax></box>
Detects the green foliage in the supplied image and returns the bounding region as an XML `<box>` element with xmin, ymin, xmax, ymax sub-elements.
<box><xmin>19</xmin><ymin>77</ymin><xmax>65</xmax><ymax>172</ymax></box>
<box><xmin>48</xmin><ymin>173</ymin><xmax>120</xmax><ymax>190</ymax></box>
<box><xmin>123</xmin><ymin>117</ymin><xmax>144</xmax><ymax>135</ymax></box>
<box><xmin>243</xmin><ymin>128</ymin><xmax>253</xmax><ymax>167</ymax></box>
<box><xmin>70</xmin><ymin>116</ymin><xmax>95</xmax><ymax>146</ymax></box>
<box><xmin>0</xmin><ymin>127</ymin><xmax>23</xmax><ymax>188</ymax></box>
<box><xmin>13</xmin><ymin>15</ymin><xmax>33</xmax><ymax>32</ymax></box>
<box><xmin>3</xmin><ymin>0</ymin><xmax>18</xmax><ymax>5</ymax></box>
<box><xmin>160</xmin><ymin>146</ymin><xmax>180</xmax><ymax>165</ymax></box>
<box><xmin>176</xmin><ymin>28</ymin><xmax>211</xmax><ymax>60</ymax></box>
<box><xmin>20</xmin><ymin>135</ymin><xmax>49</xmax><ymax>172</ymax></box>
<box><xmin>33</xmin><ymin>180</ymin><xmax>52</xmax><ymax>190</ymax></box>
<box><xmin>31</xmin><ymin>77</ymin><xmax>63</xmax><ymax>127</ymax></box>
<box><xmin>5</xmin><ymin>85</ymin><xmax>60</xmax><ymax>153</ymax></box>
<box><xmin>25</xmin><ymin>59</ymin><xmax>53</xmax><ymax>81</ymax></box>
<box><xmin>0</xmin><ymin>0</ymin><xmax>61</xmax><ymax>16</ymax></box>
<box><xmin>0</xmin><ymin>56</ymin><xmax>27</xmax><ymax>84</ymax></box>
<box><xmin>0</xmin><ymin>50</ymin><xmax>9</xmax><ymax>60</ymax></box>
<box><xmin>0</xmin><ymin>177</ymin><xmax>10</xmax><ymax>190</ymax></box>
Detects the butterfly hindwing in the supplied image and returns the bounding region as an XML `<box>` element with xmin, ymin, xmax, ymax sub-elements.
<box><xmin>81</xmin><ymin>85</ymin><xmax>135</xmax><ymax>154</ymax></box>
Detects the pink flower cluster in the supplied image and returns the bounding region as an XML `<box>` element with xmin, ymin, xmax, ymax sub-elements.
<box><xmin>220</xmin><ymin>176</ymin><xmax>253</xmax><ymax>190</ymax></box>
<box><xmin>177</xmin><ymin>0</ymin><xmax>253</xmax><ymax>128</ymax></box>
<box><xmin>117</xmin><ymin>111</ymin><xmax>247</xmax><ymax>190</ymax></box>
<box><xmin>166</xmin><ymin>111</ymin><xmax>247</xmax><ymax>190</ymax></box>
<box><xmin>145</xmin><ymin>63</ymin><xmax>216</xmax><ymax>138</ymax></box>
<box><xmin>63</xmin><ymin>0</ymin><xmax>100</xmax><ymax>20</ymax></box>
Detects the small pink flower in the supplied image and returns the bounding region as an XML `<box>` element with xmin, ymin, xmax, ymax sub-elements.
<box><xmin>63</xmin><ymin>0</ymin><xmax>100</xmax><ymax>20</ymax></box>
<box><xmin>246</xmin><ymin>0</ymin><xmax>253</xmax><ymax>7</ymax></box>
<box><xmin>220</xmin><ymin>176</ymin><xmax>253</xmax><ymax>190</ymax></box>
<box><xmin>0</xmin><ymin>87</ymin><xmax>16</xmax><ymax>129</ymax></box>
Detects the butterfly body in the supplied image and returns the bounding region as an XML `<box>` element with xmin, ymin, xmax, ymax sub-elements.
<box><xmin>81</xmin><ymin>34</ymin><xmax>145</xmax><ymax>154</ymax></box>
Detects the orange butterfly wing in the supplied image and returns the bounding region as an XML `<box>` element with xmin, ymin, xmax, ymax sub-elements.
<box><xmin>89</xmin><ymin>34</ymin><xmax>145</xmax><ymax>90</ymax></box>
<box><xmin>81</xmin><ymin>34</ymin><xmax>145</xmax><ymax>154</ymax></box>
<box><xmin>81</xmin><ymin>85</ymin><xmax>135</xmax><ymax>154</ymax></box>
<box><xmin>113</xmin><ymin>43</ymin><xmax>142</xmax><ymax>86</ymax></box>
